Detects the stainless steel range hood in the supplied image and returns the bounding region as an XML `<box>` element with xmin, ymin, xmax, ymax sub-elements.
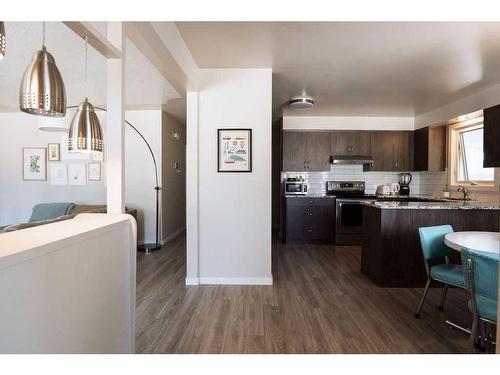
<box><xmin>330</xmin><ymin>155</ymin><xmax>374</xmax><ymax>165</ymax></box>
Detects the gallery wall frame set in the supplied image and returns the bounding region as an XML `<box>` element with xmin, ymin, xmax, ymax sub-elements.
<box><xmin>217</xmin><ymin>128</ymin><xmax>252</xmax><ymax>173</ymax></box>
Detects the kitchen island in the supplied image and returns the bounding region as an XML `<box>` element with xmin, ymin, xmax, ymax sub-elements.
<box><xmin>360</xmin><ymin>200</ymin><xmax>500</xmax><ymax>287</ymax></box>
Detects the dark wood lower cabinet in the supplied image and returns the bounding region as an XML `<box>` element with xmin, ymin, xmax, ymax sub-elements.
<box><xmin>361</xmin><ymin>206</ymin><xmax>500</xmax><ymax>287</ymax></box>
<box><xmin>285</xmin><ymin>197</ymin><xmax>335</xmax><ymax>242</ymax></box>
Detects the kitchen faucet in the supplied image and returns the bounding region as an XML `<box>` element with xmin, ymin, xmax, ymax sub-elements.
<box><xmin>457</xmin><ymin>185</ymin><xmax>471</xmax><ymax>201</ymax></box>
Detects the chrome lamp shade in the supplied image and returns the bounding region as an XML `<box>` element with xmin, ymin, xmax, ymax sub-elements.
<box><xmin>19</xmin><ymin>46</ymin><xmax>66</xmax><ymax>117</ymax></box>
<box><xmin>0</xmin><ymin>22</ymin><xmax>5</xmax><ymax>60</ymax></box>
<box><xmin>68</xmin><ymin>98</ymin><xmax>104</xmax><ymax>153</ymax></box>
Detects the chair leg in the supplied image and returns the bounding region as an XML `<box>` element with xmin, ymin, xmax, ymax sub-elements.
<box><xmin>469</xmin><ymin>317</ymin><xmax>479</xmax><ymax>353</ymax></box>
<box><xmin>438</xmin><ymin>284</ymin><xmax>448</xmax><ymax>311</ymax></box>
<box><xmin>415</xmin><ymin>278</ymin><xmax>431</xmax><ymax>318</ymax></box>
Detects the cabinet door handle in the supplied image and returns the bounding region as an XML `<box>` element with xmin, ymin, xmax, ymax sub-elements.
<box><xmin>304</xmin><ymin>161</ymin><xmax>307</xmax><ymax>170</ymax></box>
<box><xmin>308</xmin><ymin>200</ymin><xmax>313</xmax><ymax>204</ymax></box>
<box><xmin>308</xmin><ymin>212</ymin><xmax>313</xmax><ymax>216</ymax></box>
<box><xmin>307</xmin><ymin>161</ymin><xmax>310</xmax><ymax>170</ymax></box>
<box><xmin>307</xmin><ymin>229</ymin><xmax>313</xmax><ymax>233</ymax></box>
<box><xmin>394</xmin><ymin>162</ymin><xmax>398</xmax><ymax>169</ymax></box>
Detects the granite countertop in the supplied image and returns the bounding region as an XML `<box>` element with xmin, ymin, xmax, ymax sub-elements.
<box><xmin>285</xmin><ymin>194</ymin><xmax>336</xmax><ymax>198</ymax></box>
<box><xmin>362</xmin><ymin>200</ymin><xmax>500</xmax><ymax>210</ymax></box>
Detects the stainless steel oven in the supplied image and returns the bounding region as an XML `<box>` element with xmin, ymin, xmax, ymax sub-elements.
<box><xmin>327</xmin><ymin>181</ymin><xmax>375</xmax><ymax>245</ymax></box>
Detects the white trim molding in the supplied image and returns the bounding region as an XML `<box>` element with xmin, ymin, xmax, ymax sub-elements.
<box><xmin>198</xmin><ymin>277</ymin><xmax>273</xmax><ymax>285</ymax></box>
<box><xmin>283</xmin><ymin>116</ymin><xmax>415</xmax><ymax>131</ymax></box>
<box><xmin>185</xmin><ymin>277</ymin><xmax>200</xmax><ymax>286</ymax></box>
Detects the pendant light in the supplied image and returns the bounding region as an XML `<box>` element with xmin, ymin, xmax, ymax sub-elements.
<box><xmin>19</xmin><ymin>22</ymin><xmax>66</xmax><ymax>117</ymax></box>
<box><xmin>68</xmin><ymin>35</ymin><xmax>104</xmax><ymax>153</ymax></box>
<box><xmin>0</xmin><ymin>22</ymin><xmax>6</xmax><ymax>60</ymax></box>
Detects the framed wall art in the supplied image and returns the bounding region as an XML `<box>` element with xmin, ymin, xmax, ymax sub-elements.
<box><xmin>92</xmin><ymin>151</ymin><xmax>104</xmax><ymax>162</ymax></box>
<box><xmin>23</xmin><ymin>147</ymin><xmax>47</xmax><ymax>181</ymax></box>
<box><xmin>217</xmin><ymin>128</ymin><xmax>252</xmax><ymax>172</ymax></box>
<box><xmin>49</xmin><ymin>162</ymin><xmax>68</xmax><ymax>185</ymax></box>
<box><xmin>68</xmin><ymin>163</ymin><xmax>86</xmax><ymax>186</ymax></box>
<box><xmin>87</xmin><ymin>163</ymin><xmax>101</xmax><ymax>181</ymax></box>
<box><xmin>48</xmin><ymin>143</ymin><xmax>61</xmax><ymax>161</ymax></box>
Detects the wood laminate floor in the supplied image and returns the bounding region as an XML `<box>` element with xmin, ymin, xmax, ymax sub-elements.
<box><xmin>135</xmin><ymin>235</ymin><xmax>471</xmax><ymax>353</ymax></box>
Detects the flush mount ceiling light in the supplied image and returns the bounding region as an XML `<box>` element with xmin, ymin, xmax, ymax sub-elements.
<box><xmin>19</xmin><ymin>22</ymin><xmax>66</xmax><ymax>117</ymax></box>
<box><xmin>68</xmin><ymin>35</ymin><xmax>104</xmax><ymax>153</ymax></box>
<box><xmin>0</xmin><ymin>22</ymin><xmax>5</xmax><ymax>60</ymax></box>
<box><xmin>288</xmin><ymin>96</ymin><xmax>314</xmax><ymax>110</ymax></box>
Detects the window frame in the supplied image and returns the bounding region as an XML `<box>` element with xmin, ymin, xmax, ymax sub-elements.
<box><xmin>448</xmin><ymin>116</ymin><xmax>496</xmax><ymax>189</ymax></box>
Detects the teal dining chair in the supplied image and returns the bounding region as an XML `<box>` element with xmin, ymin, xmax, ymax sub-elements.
<box><xmin>461</xmin><ymin>248</ymin><xmax>498</xmax><ymax>353</ymax></box>
<box><xmin>415</xmin><ymin>225</ymin><xmax>465</xmax><ymax>318</ymax></box>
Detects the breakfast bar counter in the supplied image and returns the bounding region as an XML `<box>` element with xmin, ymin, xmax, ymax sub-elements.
<box><xmin>361</xmin><ymin>203</ymin><xmax>500</xmax><ymax>287</ymax></box>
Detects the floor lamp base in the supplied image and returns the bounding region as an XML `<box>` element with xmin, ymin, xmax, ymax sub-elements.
<box><xmin>138</xmin><ymin>243</ymin><xmax>162</xmax><ymax>252</ymax></box>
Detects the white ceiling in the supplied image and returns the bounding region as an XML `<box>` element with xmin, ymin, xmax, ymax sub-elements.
<box><xmin>0</xmin><ymin>22</ymin><xmax>181</xmax><ymax>117</ymax></box>
<box><xmin>176</xmin><ymin>22</ymin><xmax>500</xmax><ymax>117</ymax></box>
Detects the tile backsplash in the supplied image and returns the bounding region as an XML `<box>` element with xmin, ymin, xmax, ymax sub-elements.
<box><xmin>283</xmin><ymin>165</ymin><xmax>449</xmax><ymax>196</ymax></box>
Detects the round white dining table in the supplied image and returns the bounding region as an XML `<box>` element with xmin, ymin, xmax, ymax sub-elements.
<box><xmin>444</xmin><ymin>231</ymin><xmax>499</xmax><ymax>258</ymax></box>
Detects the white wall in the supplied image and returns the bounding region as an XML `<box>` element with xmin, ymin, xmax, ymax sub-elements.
<box><xmin>0</xmin><ymin>110</ymin><xmax>163</xmax><ymax>244</ymax></box>
<box><xmin>283</xmin><ymin>115</ymin><xmax>414</xmax><ymax>130</ymax></box>
<box><xmin>0</xmin><ymin>112</ymin><xmax>106</xmax><ymax>226</ymax></box>
<box><xmin>415</xmin><ymin>81</ymin><xmax>500</xmax><ymax>128</ymax></box>
<box><xmin>189</xmin><ymin>69</ymin><xmax>273</xmax><ymax>285</ymax></box>
<box><xmin>0</xmin><ymin>214</ymin><xmax>136</xmax><ymax>353</ymax></box>
<box><xmin>124</xmin><ymin>110</ymin><xmax>162</xmax><ymax>244</ymax></box>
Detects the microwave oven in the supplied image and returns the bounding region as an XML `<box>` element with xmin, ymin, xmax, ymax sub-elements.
<box><xmin>285</xmin><ymin>181</ymin><xmax>308</xmax><ymax>195</ymax></box>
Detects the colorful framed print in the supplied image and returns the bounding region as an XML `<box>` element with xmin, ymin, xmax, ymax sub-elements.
<box><xmin>217</xmin><ymin>129</ymin><xmax>252</xmax><ymax>172</ymax></box>
<box><xmin>23</xmin><ymin>147</ymin><xmax>47</xmax><ymax>180</ymax></box>
<box><xmin>87</xmin><ymin>163</ymin><xmax>101</xmax><ymax>181</ymax></box>
<box><xmin>48</xmin><ymin>143</ymin><xmax>61</xmax><ymax>161</ymax></box>
<box><xmin>68</xmin><ymin>163</ymin><xmax>86</xmax><ymax>186</ymax></box>
<box><xmin>49</xmin><ymin>162</ymin><xmax>68</xmax><ymax>185</ymax></box>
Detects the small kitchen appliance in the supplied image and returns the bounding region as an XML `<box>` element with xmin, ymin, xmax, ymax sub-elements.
<box><xmin>399</xmin><ymin>173</ymin><xmax>412</xmax><ymax>196</ymax></box>
<box><xmin>285</xmin><ymin>178</ymin><xmax>308</xmax><ymax>195</ymax></box>
<box><xmin>376</xmin><ymin>184</ymin><xmax>391</xmax><ymax>196</ymax></box>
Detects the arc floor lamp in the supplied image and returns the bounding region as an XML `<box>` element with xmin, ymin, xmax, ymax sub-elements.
<box><xmin>65</xmin><ymin>104</ymin><xmax>162</xmax><ymax>252</ymax></box>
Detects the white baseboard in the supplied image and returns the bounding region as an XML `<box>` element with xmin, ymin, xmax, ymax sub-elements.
<box><xmin>185</xmin><ymin>277</ymin><xmax>200</xmax><ymax>286</ymax></box>
<box><xmin>161</xmin><ymin>227</ymin><xmax>186</xmax><ymax>246</ymax></box>
<box><xmin>198</xmin><ymin>277</ymin><xmax>273</xmax><ymax>285</ymax></box>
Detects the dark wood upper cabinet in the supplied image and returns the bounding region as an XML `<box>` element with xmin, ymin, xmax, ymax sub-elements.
<box><xmin>282</xmin><ymin>132</ymin><xmax>307</xmax><ymax>171</ymax></box>
<box><xmin>366</xmin><ymin>131</ymin><xmax>413</xmax><ymax>171</ymax></box>
<box><xmin>307</xmin><ymin>132</ymin><xmax>331</xmax><ymax>171</ymax></box>
<box><xmin>483</xmin><ymin>104</ymin><xmax>500</xmax><ymax>167</ymax></box>
<box><xmin>282</xmin><ymin>131</ymin><xmax>330</xmax><ymax>172</ymax></box>
<box><xmin>331</xmin><ymin>131</ymin><xmax>370</xmax><ymax>155</ymax></box>
<box><xmin>413</xmin><ymin>126</ymin><xmax>446</xmax><ymax>171</ymax></box>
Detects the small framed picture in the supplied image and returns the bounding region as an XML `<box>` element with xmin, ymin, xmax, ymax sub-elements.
<box><xmin>47</xmin><ymin>143</ymin><xmax>60</xmax><ymax>161</ymax></box>
<box><xmin>49</xmin><ymin>162</ymin><xmax>68</xmax><ymax>185</ymax></box>
<box><xmin>92</xmin><ymin>151</ymin><xmax>104</xmax><ymax>162</ymax></box>
<box><xmin>23</xmin><ymin>147</ymin><xmax>47</xmax><ymax>180</ymax></box>
<box><xmin>68</xmin><ymin>163</ymin><xmax>86</xmax><ymax>186</ymax></box>
<box><xmin>217</xmin><ymin>129</ymin><xmax>252</xmax><ymax>172</ymax></box>
<box><xmin>87</xmin><ymin>163</ymin><xmax>101</xmax><ymax>181</ymax></box>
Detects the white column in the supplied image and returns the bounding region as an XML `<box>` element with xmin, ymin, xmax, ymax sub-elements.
<box><xmin>186</xmin><ymin>91</ymin><xmax>199</xmax><ymax>285</ymax></box>
<box><xmin>106</xmin><ymin>22</ymin><xmax>126</xmax><ymax>214</ymax></box>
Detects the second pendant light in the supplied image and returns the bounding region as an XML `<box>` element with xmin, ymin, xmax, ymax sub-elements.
<box><xmin>68</xmin><ymin>35</ymin><xmax>104</xmax><ymax>153</ymax></box>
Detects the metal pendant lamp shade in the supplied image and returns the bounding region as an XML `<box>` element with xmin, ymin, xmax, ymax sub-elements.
<box><xmin>68</xmin><ymin>98</ymin><xmax>104</xmax><ymax>152</ymax></box>
<box><xmin>19</xmin><ymin>46</ymin><xmax>66</xmax><ymax>117</ymax></box>
<box><xmin>0</xmin><ymin>22</ymin><xmax>6</xmax><ymax>60</ymax></box>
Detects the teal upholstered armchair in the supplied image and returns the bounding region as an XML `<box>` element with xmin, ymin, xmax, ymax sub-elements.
<box><xmin>415</xmin><ymin>225</ymin><xmax>465</xmax><ymax>318</ymax></box>
<box><xmin>461</xmin><ymin>248</ymin><xmax>498</xmax><ymax>353</ymax></box>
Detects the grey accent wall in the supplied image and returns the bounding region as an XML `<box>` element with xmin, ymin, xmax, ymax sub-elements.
<box><xmin>161</xmin><ymin>112</ymin><xmax>186</xmax><ymax>242</ymax></box>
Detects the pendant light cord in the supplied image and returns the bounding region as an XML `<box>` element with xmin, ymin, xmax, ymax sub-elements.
<box><xmin>42</xmin><ymin>22</ymin><xmax>46</xmax><ymax>48</ymax></box>
<box><xmin>84</xmin><ymin>35</ymin><xmax>88</xmax><ymax>100</ymax></box>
